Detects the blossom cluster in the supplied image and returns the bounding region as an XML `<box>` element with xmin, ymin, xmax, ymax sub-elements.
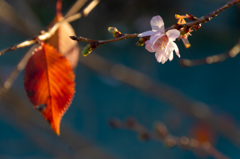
<box><xmin>138</xmin><ymin>15</ymin><xmax>180</xmax><ymax>64</ymax></box>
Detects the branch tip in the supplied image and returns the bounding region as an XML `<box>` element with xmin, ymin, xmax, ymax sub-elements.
<box><xmin>69</xmin><ymin>36</ymin><xmax>77</xmax><ymax>40</ymax></box>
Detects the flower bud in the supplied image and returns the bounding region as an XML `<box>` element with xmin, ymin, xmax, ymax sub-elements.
<box><xmin>193</xmin><ymin>24</ymin><xmax>201</xmax><ymax>31</ymax></box>
<box><xmin>187</xmin><ymin>14</ymin><xmax>197</xmax><ymax>21</ymax></box>
<box><xmin>175</xmin><ymin>14</ymin><xmax>181</xmax><ymax>19</ymax></box>
<box><xmin>82</xmin><ymin>42</ymin><xmax>99</xmax><ymax>56</ymax></box>
<box><xmin>82</xmin><ymin>44</ymin><xmax>93</xmax><ymax>56</ymax></box>
<box><xmin>136</xmin><ymin>37</ymin><xmax>149</xmax><ymax>46</ymax></box>
<box><xmin>180</xmin><ymin>35</ymin><xmax>191</xmax><ymax>48</ymax></box>
<box><xmin>108</xmin><ymin>27</ymin><xmax>123</xmax><ymax>38</ymax></box>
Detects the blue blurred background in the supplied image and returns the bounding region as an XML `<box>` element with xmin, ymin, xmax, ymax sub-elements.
<box><xmin>0</xmin><ymin>0</ymin><xmax>239</xmax><ymax>158</ymax></box>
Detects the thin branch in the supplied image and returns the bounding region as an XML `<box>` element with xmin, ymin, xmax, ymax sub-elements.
<box><xmin>71</xmin><ymin>34</ymin><xmax>138</xmax><ymax>44</ymax></box>
<box><xmin>71</xmin><ymin>0</ymin><xmax>240</xmax><ymax>47</ymax></box>
<box><xmin>79</xmin><ymin>52</ymin><xmax>240</xmax><ymax>148</ymax></box>
<box><xmin>0</xmin><ymin>14</ymin><xmax>77</xmax><ymax>56</ymax></box>
<box><xmin>64</xmin><ymin>0</ymin><xmax>88</xmax><ymax>18</ymax></box>
<box><xmin>0</xmin><ymin>0</ymin><xmax>99</xmax><ymax>56</ymax></box>
<box><xmin>82</xmin><ymin>0</ymin><xmax>100</xmax><ymax>16</ymax></box>
<box><xmin>0</xmin><ymin>45</ymin><xmax>38</xmax><ymax>99</ymax></box>
<box><xmin>167</xmin><ymin>0</ymin><xmax>240</xmax><ymax>32</ymax></box>
<box><xmin>109</xmin><ymin>118</ymin><xmax>229</xmax><ymax>159</ymax></box>
<box><xmin>180</xmin><ymin>39</ymin><xmax>240</xmax><ymax>67</ymax></box>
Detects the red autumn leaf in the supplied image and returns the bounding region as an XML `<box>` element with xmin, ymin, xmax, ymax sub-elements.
<box><xmin>47</xmin><ymin>0</ymin><xmax>79</xmax><ymax>69</ymax></box>
<box><xmin>24</xmin><ymin>42</ymin><xmax>75</xmax><ymax>135</ymax></box>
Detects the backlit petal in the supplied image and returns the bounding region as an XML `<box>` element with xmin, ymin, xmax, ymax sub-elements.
<box><xmin>166</xmin><ymin>29</ymin><xmax>180</xmax><ymax>42</ymax></box>
<box><xmin>171</xmin><ymin>42</ymin><xmax>180</xmax><ymax>57</ymax></box>
<box><xmin>138</xmin><ymin>30</ymin><xmax>155</xmax><ymax>37</ymax></box>
<box><xmin>162</xmin><ymin>49</ymin><xmax>171</xmax><ymax>63</ymax></box>
<box><xmin>150</xmin><ymin>15</ymin><xmax>164</xmax><ymax>33</ymax></box>
<box><xmin>161</xmin><ymin>55</ymin><xmax>168</xmax><ymax>64</ymax></box>
<box><xmin>155</xmin><ymin>49</ymin><xmax>164</xmax><ymax>63</ymax></box>
<box><xmin>169</xmin><ymin>52</ymin><xmax>174</xmax><ymax>61</ymax></box>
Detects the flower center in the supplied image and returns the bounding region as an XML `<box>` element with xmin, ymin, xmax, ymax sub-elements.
<box><xmin>155</xmin><ymin>35</ymin><xmax>169</xmax><ymax>50</ymax></box>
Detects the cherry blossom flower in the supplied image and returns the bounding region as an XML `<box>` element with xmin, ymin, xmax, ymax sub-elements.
<box><xmin>138</xmin><ymin>15</ymin><xmax>180</xmax><ymax>64</ymax></box>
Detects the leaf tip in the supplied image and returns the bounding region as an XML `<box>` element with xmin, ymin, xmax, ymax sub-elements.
<box><xmin>50</xmin><ymin>117</ymin><xmax>61</xmax><ymax>136</ymax></box>
<box><xmin>55</xmin><ymin>129</ymin><xmax>60</xmax><ymax>136</ymax></box>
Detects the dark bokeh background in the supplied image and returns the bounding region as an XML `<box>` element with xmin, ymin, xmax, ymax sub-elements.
<box><xmin>0</xmin><ymin>0</ymin><xmax>239</xmax><ymax>158</ymax></box>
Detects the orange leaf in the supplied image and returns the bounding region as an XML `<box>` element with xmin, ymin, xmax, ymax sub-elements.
<box><xmin>24</xmin><ymin>42</ymin><xmax>75</xmax><ymax>135</ymax></box>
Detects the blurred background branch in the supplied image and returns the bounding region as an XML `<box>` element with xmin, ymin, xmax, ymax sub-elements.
<box><xmin>109</xmin><ymin>118</ymin><xmax>229</xmax><ymax>159</ymax></box>
<box><xmin>180</xmin><ymin>39</ymin><xmax>240</xmax><ymax>67</ymax></box>
<box><xmin>79</xmin><ymin>52</ymin><xmax>240</xmax><ymax>148</ymax></box>
<box><xmin>0</xmin><ymin>77</ymin><xmax>115</xmax><ymax>159</ymax></box>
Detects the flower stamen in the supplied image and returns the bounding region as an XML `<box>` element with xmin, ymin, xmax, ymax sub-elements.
<box><xmin>156</xmin><ymin>35</ymin><xmax>169</xmax><ymax>50</ymax></box>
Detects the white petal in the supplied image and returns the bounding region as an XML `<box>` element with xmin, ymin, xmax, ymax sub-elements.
<box><xmin>138</xmin><ymin>30</ymin><xmax>154</xmax><ymax>37</ymax></box>
<box><xmin>166</xmin><ymin>29</ymin><xmax>180</xmax><ymax>42</ymax></box>
<box><xmin>171</xmin><ymin>42</ymin><xmax>180</xmax><ymax>57</ymax></box>
<box><xmin>162</xmin><ymin>50</ymin><xmax>171</xmax><ymax>63</ymax></box>
<box><xmin>159</xmin><ymin>44</ymin><xmax>173</xmax><ymax>63</ymax></box>
<box><xmin>161</xmin><ymin>55</ymin><xmax>168</xmax><ymax>64</ymax></box>
<box><xmin>169</xmin><ymin>52</ymin><xmax>174</xmax><ymax>61</ymax></box>
<box><xmin>155</xmin><ymin>49</ymin><xmax>164</xmax><ymax>63</ymax></box>
<box><xmin>145</xmin><ymin>43</ymin><xmax>155</xmax><ymax>52</ymax></box>
<box><xmin>150</xmin><ymin>15</ymin><xmax>165</xmax><ymax>33</ymax></box>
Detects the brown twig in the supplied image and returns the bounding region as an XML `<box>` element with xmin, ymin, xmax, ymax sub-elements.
<box><xmin>109</xmin><ymin>118</ymin><xmax>230</xmax><ymax>159</ymax></box>
<box><xmin>0</xmin><ymin>14</ymin><xmax>78</xmax><ymax>56</ymax></box>
<box><xmin>70</xmin><ymin>34</ymin><xmax>138</xmax><ymax>44</ymax></box>
<box><xmin>180</xmin><ymin>39</ymin><xmax>240</xmax><ymax>67</ymax></box>
<box><xmin>167</xmin><ymin>0</ymin><xmax>240</xmax><ymax>32</ymax></box>
<box><xmin>0</xmin><ymin>0</ymin><xmax>99</xmax><ymax>56</ymax></box>
<box><xmin>71</xmin><ymin>0</ymin><xmax>240</xmax><ymax>48</ymax></box>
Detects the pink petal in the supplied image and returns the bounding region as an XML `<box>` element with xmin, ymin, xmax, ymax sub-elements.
<box><xmin>166</xmin><ymin>29</ymin><xmax>180</xmax><ymax>42</ymax></box>
<box><xmin>152</xmin><ymin>42</ymin><xmax>160</xmax><ymax>50</ymax></box>
<box><xmin>138</xmin><ymin>30</ymin><xmax>154</xmax><ymax>37</ymax></box>
<box><xmin>150</xmin><ymin>15</ymin><xmax>165</xmax><ymax>33</ymax></box>
<box><xmin>145</xmin><ymin>40</ymin><xmax>150</xmax><ymax>45</ymax></box>
<box><xmin>150</xmin><ymin>32</ymin><xmax>163</xmax><ymax>45</ymax></box>
<box><xmin>145</xmin><ymin>43</ymin><xmax>155</xmax><ymax>52</ymax></box>
<box><xmin>171</xmin><ymin>42</ymin><xmax>180</xmax><ymax>57</ymax></box>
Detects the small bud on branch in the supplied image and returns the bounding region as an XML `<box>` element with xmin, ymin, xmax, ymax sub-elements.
<box><xmin>108</xmin><ymin>27</ymin><xmax>123</xmax><ymax>38</ymax></box>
